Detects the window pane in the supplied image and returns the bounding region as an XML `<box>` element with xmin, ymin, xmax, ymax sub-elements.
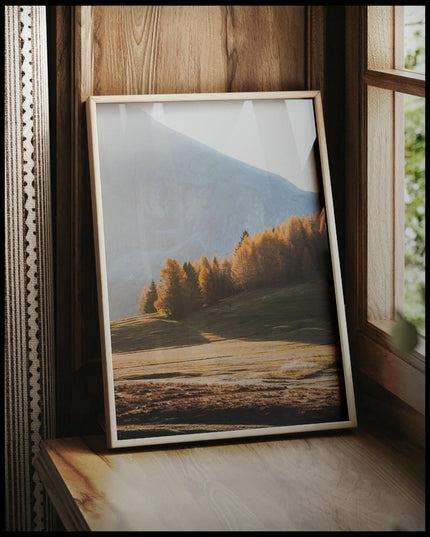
<box><xmin>404</xmin><ymin>93</ymin><xmax>425</xmax><ymax>331</ymax></box>
<box><xmin>404</xmin><ymin>6</ymin><xmax>425</xmax><ymax>74</ymax></box>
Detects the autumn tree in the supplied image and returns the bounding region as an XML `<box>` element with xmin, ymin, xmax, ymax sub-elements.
<box><xmin>281</xmin><ymin>215</ymin><xmax>306</xmax><ymax>281</ymax></box>
<box><xmin>182</xmin><ymin>261</ymin><xmax>202</xmax><ymax>313</ymax></box>
<box><xmin>199</xmin><ymin>254</ymin><xmax>211</xmax><ymax>272</ymax></box>
<box><xmin>231</xmin><ymin>235</ymin><xmax>259</xmax><ymax>290</ymax></box>
<box><xmin>192</xmin><ymin>258</ymin><xmax>201</xmax><ymax>276</ymax></box>
<box><xmin>295</xmin><ymin>211</ymin><xmax>329</xmax><ymax>279</ymax></box>
<box><xmin>234</xmin><ymin>230</ymin><xmax>249</xmax><ymax>254</ymax></box>
<box><xmin>154</xmin><ymin>258</ymin><xmax>187</xmax><ymax>319</ymax></box>
<box><xmin>219</xmin><ymin>255</ymin><xmax>235</xmax><ymax>297</ymax></box>
<box><xmin>144</xmin><ymin>211</ymin><xmax>330</xmax><ymax>319</ymax></box>
<box><xmin>311</xmin><ymin>210</ymin><xmax>331</xmax><ymax>280</ymax></box>
<box><xmin>230</xmin><ymin>212</ymin><xmax>331</xmax><ymax>290</ymax></box>
<box><xmin>198</xmin><ymin>265</ymin><xmax>217</xmax><ymax>305</ymax></box>
<box><xmin>210</xmin><ymin>254</ymin><xmax>222</xmax><ymax>298</ymax></box>
<box><xmin>318</xmin><ymin>209</ymin><xmax>327</xmax><ymax>235</ymax></box>
<box><xmin>255</xmin><ymin>229</ymin><xmax>285</xmax><ymax>286</ymax></box>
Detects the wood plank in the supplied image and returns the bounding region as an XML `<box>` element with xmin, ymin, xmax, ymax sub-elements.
<box><xmin>354</xmin><ymin>370</ymin><xmax>425</xmax><ymax>452</ymax></box>
<box><xmin>47</xmin><ymin>5</ymin><xmax>75</xmax><ymax>437</ymax></box>
<box><xmin>34</xmin><ymin>443</ymin><xmax>90</xmax><ymax>531</ymax></box>
<box><xmin>367</xmin><ymin>6</ymin><xmax>395</xmax><ymax>70</ymax></box>
<box><xmin>88</xmin><ymin>90</ymin><xmax>320</xmax><ymax>103</ymax></box>
<box><xmin>364</xmin><ymin>69</ymin><xmax>426</xmax><ymax>98</ymax></box>
<box><xmin>307</xmin><ymin>6</ymin><xmax>326</xmax><ymax>101</ymax></box>
<box><xmin>367</xmin><ymin>85</ymin><xmax>395</xmax><ymax>322</ymax></box>
<box><xmin>37</xmin><ymin>433</ymin><xmax>425</xmax><ymax>532</ymax></box>
<box><xmin>88</xmin><ymin>5</ymin><xmax>306</xmax><ymax>96</ymax></box>
<box><xmin>345</xmin><ymin>5</ymin><xmax>368</xmax><ymax>333</ymax></box>
<box><xmin>355</xmin><ymin>327</ymin><xmax>425</xmax><ymax>415</ymax></box>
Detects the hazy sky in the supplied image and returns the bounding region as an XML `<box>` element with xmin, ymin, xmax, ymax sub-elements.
<box><xmin>124</xmin><ymin>98</ymin><xmax>319</xmax><ymax>193</ymax></box>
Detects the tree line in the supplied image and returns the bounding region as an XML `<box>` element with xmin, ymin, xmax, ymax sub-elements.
<box><xmin>138</xmin><ymin>210</ymin><xmax>330</xmax><ymax>319</ymax></box>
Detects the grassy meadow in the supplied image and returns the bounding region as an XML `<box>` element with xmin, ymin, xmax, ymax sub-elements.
<box><xmin>110</xmin><ymin>280</ymin><xmax>348</xmax><ymax>439</ymax></box>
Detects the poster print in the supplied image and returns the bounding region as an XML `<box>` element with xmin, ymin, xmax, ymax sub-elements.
<box><xmin>86</xmin><ymin>91</ymin><xmax>357</xmax><ymax>448</ymax></box>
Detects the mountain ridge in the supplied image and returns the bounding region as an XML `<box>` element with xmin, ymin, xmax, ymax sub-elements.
<box><xmin>96</xmin><ymin>104</ymin><xmax>322</xmax><ymax>320</ymax></box>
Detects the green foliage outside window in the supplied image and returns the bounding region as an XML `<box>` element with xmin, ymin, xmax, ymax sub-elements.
<box><xmin>391</xmin><ymin>8</ymin><xmax>425</xmax><ymax>352</ymax></box>
<box><xmin>403</xmin><ymin>8</ymin><xmax>425</xmax><ymax>333</ymax></box>
<box><xmin>404</xmin><ymin>94</ymin><xmax>425</xmax><ymax>332</ymax></box>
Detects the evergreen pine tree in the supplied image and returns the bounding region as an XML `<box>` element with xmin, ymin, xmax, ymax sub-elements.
<box><xmin>143</xmin><ymin>279</ymin><xmax>158</xmax><ymax>313</ymax></box>
<box><xmin>183</xmin><ymin>261</ymin><xmax>202</xmax><ymax>313</ymax></box>
<box><xmin>234</xmin><ymin>230</ymin><xmax>250</xmax><ymax>254</ymax></box>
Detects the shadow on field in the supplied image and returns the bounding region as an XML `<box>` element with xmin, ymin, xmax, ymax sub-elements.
<box><xmin>111</xmin><ymin>280</ymin><xmax>340</xmax><ymax>353</ymax></box>
<box><xmin>111</xmin><ymin>315</ymin><xmax>209</xmax><ymax>353</ymax></box>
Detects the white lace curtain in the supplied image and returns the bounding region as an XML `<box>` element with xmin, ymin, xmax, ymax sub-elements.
<box><xmin>4</xmin><ymin>5</ymin><xmax>55</xmax><ymax>531</ymax></box>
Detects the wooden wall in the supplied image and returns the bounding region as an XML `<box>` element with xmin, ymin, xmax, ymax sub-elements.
<box><xmin>47</xmin><ymin>5</ymin><xmax>344</xmax><ymax>437</ymax></box>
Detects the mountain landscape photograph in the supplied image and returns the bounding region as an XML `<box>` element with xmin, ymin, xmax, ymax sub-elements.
<box><xmin>94</xmin><ymin>96</ymin><xmax>349</xmax><ymax>442</ymax></box>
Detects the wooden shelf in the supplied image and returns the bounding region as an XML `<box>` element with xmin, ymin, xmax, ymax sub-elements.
<box><xmin>35</xmin><ymin>430</ymin><xmax>425</xmax><ymax>531</ymax></box>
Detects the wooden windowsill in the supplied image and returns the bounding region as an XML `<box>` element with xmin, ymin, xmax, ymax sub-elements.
<box><xmin>368</xmin><ymin>318</ymin><xmax>425</xmax><ymax>367</ymax></box>
<box><xmin>34</xmin><ymin>427</ymin><xmax>425</xmax><ymax>532</ymax></box>
<box><xmin>352</xmin><ymin>324</ymin><xmax>425</xmax><ymax>416</ymax></box>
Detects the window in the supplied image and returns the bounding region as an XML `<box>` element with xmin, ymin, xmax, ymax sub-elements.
<box><xmin>366</xmin><ymin>6</ymin><xmax>425</xmax><ymax>352</ymax></box>
<box><xmin>345</xmin><ymin>6</ymin><xmax>425</xmax><ymax>414</ymax></box>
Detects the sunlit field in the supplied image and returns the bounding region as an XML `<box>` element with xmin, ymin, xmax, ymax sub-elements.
<box><xmin>110</xmin><ymin>281</ymin><xmax>348</xmax><ymax>439</ymax></box>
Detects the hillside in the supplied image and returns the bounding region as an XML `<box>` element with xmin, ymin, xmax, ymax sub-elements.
<box><xmin>111</xmin><ymin>279</ymin><xmax>339</xmax><ymax>354</ymax></box>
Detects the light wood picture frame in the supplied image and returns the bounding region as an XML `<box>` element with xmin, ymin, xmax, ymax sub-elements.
<box><xmin>86</xmin><ymin>91</ymin><xmax>357</xmax><ymax>449</ymax></box>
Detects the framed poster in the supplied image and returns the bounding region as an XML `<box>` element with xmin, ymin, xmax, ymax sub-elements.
<box><xmin>86</xmin><ymin>91</ymin><xmax>357</xmax><ymax>449</ymax></box>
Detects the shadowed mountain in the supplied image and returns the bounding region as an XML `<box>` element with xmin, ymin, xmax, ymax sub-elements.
<box><xmin>96</xmin><ymin>104</ymin><xmax>322</xmax><ymax>320</ymax></box>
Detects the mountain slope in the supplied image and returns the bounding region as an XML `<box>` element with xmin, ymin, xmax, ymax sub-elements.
<box><xmin>96</xmin><ymin>104</ymin><xmax>322</xmax><ymax>320</ymax></box>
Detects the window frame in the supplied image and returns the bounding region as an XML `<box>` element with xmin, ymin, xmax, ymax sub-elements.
<box><xmin>345</xmin><ymin>6</ymin><xmax>425</xmax><ymax>415</ymax></box>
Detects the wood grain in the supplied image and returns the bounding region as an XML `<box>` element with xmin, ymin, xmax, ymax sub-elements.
<box><xmin>36</xmin><ymin>432</ymin><xmax>425</xmax><ymax>531</ymax></box>
<box><xmin>48</xmin><ymin>5</ymin><xmax>74</xmax><ymax>436</ymax></box>
<box><xmin>307</xmin><ymin>6</ymin><xmax>326</xmax><ymax>101</ymax></box>
<box><xmin>354</xmin><ymin>328</ymin><xmax>425</xmax><ymax>415</ymax></box>
<box><xmin>364</xmin><ymin>68</ymin><xmax>425</xmax><ymax>97</ymax></box>
<box><xmin>367</xmin><ymin>86</ymin><xmax>395</xmax><ymax>322</ymax></box>
<box><xmin>88</xmin><ymin>6</ymin><xmax>306</xmax><ymax>96</ymax></box>
<box><xmin>367</xmin><ymin>6</ymin><xmax>395</xmax><ymax>70</ymax></box>
<box><xmin>345</xmin><ymin>5</ymin><xmax>367</xmax><ymax>333</ymax></box>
